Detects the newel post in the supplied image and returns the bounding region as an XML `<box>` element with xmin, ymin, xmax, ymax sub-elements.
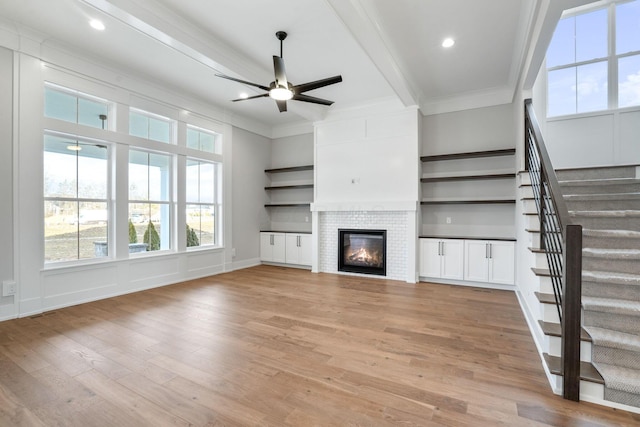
<box><xmin>561</xmin><ymin>224</ymin><xmax>583</xmax><ymax>401</ymax></box>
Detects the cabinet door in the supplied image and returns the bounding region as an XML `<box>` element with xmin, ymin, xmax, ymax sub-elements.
<box><xmin>488</xmin><ymin>241</ymin><xmax>515</xmax><ymax>285</ymax></box>
<box><xmin>297</xmin><ymin>234</ymin><xmax>312</xmax><ymax>266</ymax></box>
<box><xmin>271</xmin><ymin>233</ymin><xmax>286</xmax><ymax>263</ymax></box>
<box><xmin>285</xmin><ymin>234</ymin><xmax>300</xmax><ymax>264</ymax></box>
<box><xmin>464</xmin><ymin>240</ymin><xmax>489</xmax><ymax>282</ymax></box>
<box><xmin>419</xmin><ymin>239</ymin><xmax>441</xmax><ymax>277</ymax></box>
<box><xmin>260</xmin><ymin>233</ymin><xmax>273</xmax><ymax>261</ymax></box>
<box><xmin>260</xmin><ymin>233</ymin><xmax>285</xmax><ymax>262</ymax></box>
<box><xmin>441</xmin><ymin>240</ymin><xmax>464</xmax><ymax>280</ymax></box>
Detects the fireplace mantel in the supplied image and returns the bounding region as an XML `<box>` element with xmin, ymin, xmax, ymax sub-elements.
<box><xmin>311</xmin><ymin>201</ymin><xmax>417</xmax><ymax>212</ymax></box>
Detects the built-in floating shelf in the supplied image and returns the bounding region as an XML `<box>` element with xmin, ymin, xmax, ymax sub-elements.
<box><xmin>420</xmin><ymin>199</ymin><xmax>516</xmax><ymax>205</ymax></box>
<box><xmin>420</xmin><ymin>173</ymin><xmax>515</xmax><ymax>183</ymax></box>
<box><xmin>420</xmin><ymin>148</ymin><xmax>516</xmax><ymax>162</ymax></box>
<box><xmin>264</xmin><ymin>184</ymin><xmax>314</xmax><ymax>190</ymax></box>
<box><xmin>419</xmin><ymin>235</ymin><xmax>516</xmax><ymax>241</ymax></box>
<box><xmin>265</xmin><ymin>165</ymin><xmax>314</xmax><ymax>173</ymax></box>
<box><xmin>264</xmin><ymin>203</ymin><xmax>311</xmax><ymax>208</ymax></box>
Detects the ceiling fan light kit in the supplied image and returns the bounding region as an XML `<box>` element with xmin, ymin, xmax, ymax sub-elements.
<box><xmin>216</xmin><ymin>31</ymin><xmax>342</xmax><ymax>112</ymax></box>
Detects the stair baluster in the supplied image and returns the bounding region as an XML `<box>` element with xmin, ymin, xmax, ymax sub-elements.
<box><xmin>524</xmin><ymin>99</ymin><xmax>583</xmax><ymax>402</ymax></box>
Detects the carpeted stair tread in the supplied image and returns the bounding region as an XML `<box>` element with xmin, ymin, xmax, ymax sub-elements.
<box><xmin>582</xmin><ymin>296</ymin><xmax>640</xmax><ymax>315</ymax></box>
<box><xmin>582</xmin><ymin>229</ymin><xmax>640</xmax><ymax>239</ymax></box>
<box><xmin>582</xmin><ymin>270</ymin><xmax>640</xmax><ymax>287</ymax></box>
<box><xmin>583</xmin><ymin>248</ymin><xmax>640</xmax><ymax>259</ymax></box>
<box><xmin>559</xmin><ymin>177</ymin><xmax>640</xmax><ymax>186</ymax></box>
<box><xmin>585</xmin><ymin>327</ymin><xmax>640</xmax><ymax>352</ymax></box>
<box><xmin>564</xmin><ymin>192</ymin><xmax>640</xmax><ymax>201</ymax></box>
<box><xmin>569</xmin><ymin>210</ymin><xmax>640</xmax><ymax>218</ymax></box>
<box><xmin>592</xmin><ymin>363</ymin><xmax>640</xmax><ymax>396</ymax></box>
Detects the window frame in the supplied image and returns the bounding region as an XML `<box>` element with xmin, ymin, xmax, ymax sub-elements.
<box><xmin>129</xmin><ymin>108</ymin><xmax>176</xmax><ymax>144</ymax></box>
<box><xmin>43</xmin><ymin>131</ymin><xmax>112</xmax><ymax>264</ymax></box>
<box><xmin>128</xmin><ymin>148</ymin><xmax>175</xmax><ymax>254</ymax></box>
<box><xmin>185</xmin><ymin>158</ymin><xmax>221</xmax><ymax>249</ymax></box>
<box><xmin>44</xmin><ymin>83</ymin><xmax>112</xmax><ymax>129</ymax></box>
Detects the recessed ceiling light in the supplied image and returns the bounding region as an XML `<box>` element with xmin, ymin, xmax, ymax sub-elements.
<box><xmin>239</xmin><ymin>92</ymin><xmax>249</xmax><ymax>99</ymax></box>
<box><xmin>89</xmin><ymin>19</ymin><xmax>105</xmax><ymax>31</ymax></box>
<box><xmin>442</xmin><ymin>38</ymin><xmax>455</xmax><ymax>48</ymax></box>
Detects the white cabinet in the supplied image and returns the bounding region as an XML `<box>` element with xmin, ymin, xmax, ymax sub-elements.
<box><xmin>419</xmin><ymin>238</ymin><xmax>464</xmax><ymax>280</ymax></box>
<box><xmin>285</xmin><ymin>233</ymin><xmax>312</xmax><ymax>266</ymax></box>
<box><xmin>260</xmin><ymin>232</ymin><xmax>286</xmax><ymax>263</ymax></box>
<box><xmin>464</xmin><ymin>240</ymin><xmax>515</xmax><ymax>285</ymax></box>
<box><xmin>261</xmin><ymin>232</ymin><xmax>311</xmax><ymax>266</ymax></box>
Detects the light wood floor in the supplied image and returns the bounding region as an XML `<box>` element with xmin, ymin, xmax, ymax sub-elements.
<box><xmin>1</xmin><ymin>265</ymin><xmax>638</xmax><ymax>426</ymax></box>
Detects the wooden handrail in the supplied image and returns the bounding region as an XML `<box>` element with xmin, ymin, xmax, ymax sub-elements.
<box><xmin>524</xmin><ymin>99</ymin><xmax>582</xmax><ymax>402</ymax></box>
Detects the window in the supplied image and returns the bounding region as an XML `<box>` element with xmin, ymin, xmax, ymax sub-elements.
<box><xmin>43</xmin><ymin>81</ymin><xmax>225</xmax><ymax>265</ymax></box>
<box><xmin>187</xmin><ymin>125</ymin><xmax>220</xmax><ymax>154</ymax></box>
<box><xmin>129</xmin><ymin>150</ymin><xmax>173</xmax><ymax>252</ymax></box>
<box><xmin>547</xmin><ymin>0</ymin><xmax>640</xmax><ymax>116</ymax></box>
<box><xmin>186</xmin><ymin>159</ymin><xmax>219</xmax><ymax>247</ymax></box>
<box><xmin>44</xmin><ymin>85</ymin><xmax>110</xmax><ymax>129</ymax></box>
<box><xmin>129</xmin><ymin>109</ymin><xmax>173</xmax><ymax>143</ymax></box>
<box><xmin>44</xmin><ymin>134</ymin><xmax>109</xmax><ymax>262</ymax></box>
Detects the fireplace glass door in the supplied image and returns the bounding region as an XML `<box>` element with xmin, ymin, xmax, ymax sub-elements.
<box><xmin>338</xmin><ymin>229</ymin><xmax>386</xmax><ymax>276</ymax></box>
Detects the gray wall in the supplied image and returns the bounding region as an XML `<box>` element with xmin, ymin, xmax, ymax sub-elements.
<box><xmin>271</xmin><ymin>133</ymin><xmax>313</xmax><ymax>167</ymax></box>
<box><xmin>231</xmin><ymin>127</ymin><xmax>271</xmax><ymax>265</ymax></box>
<box><xmin>0</xmin><ymin>47</ymin><xmax>13</xmax><ymax>309</ymax></box>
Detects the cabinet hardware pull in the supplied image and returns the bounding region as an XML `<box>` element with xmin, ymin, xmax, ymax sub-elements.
<box><xmin>489</xmin><ymin>243</ymin><xmax>492</xmax><ymax>259</ymax></box>
<box><xmin>486</xmin><ymin>243</ymin><xmax>489</xmax><ymax>259</ymax></box>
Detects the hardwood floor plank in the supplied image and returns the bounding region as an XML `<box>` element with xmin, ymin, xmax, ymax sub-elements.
<box><xmin>74</xmin><ymin>369</ymin><xmax>191</xmax><ymax>427</ymax></box>
<box><xmin>0</xmin><ymin>382</ymin><xmax>48</xmax><ymax>427</ymax></box>
<box><xmin>0</xmin><ymin>265</ymin><xmax>638</xmax><ymax>426</ymax></box>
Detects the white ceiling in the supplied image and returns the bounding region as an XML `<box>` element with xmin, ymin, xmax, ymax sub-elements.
<box><xmin>0</xmin><ymin>0</ymin><xmax>589</xmax><ymax>133</ymax></box>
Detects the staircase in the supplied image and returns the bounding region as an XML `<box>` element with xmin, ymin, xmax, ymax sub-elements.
<box><xmin>557</xmin><ymin>165</ymin><xmax>640</xmax><ymax>409</ymax></box>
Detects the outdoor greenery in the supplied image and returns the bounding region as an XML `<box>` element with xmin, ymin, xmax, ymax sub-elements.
<box><xmin>128</xmin><ymin>220</ymin><xmax>138</xmax><ymax>243</ymax></box>
<box><xmin>186</xmin><ymin>224</ymin><xmax>200</xmax><ymax>247</ymax></box>
<box><xmin>143</xmin><ymin>221</ymin><xmax>160</xmax><ymax>251</ymax></box>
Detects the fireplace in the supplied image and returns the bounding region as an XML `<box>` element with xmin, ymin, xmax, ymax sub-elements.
<box><xmin>338</xmin><ymin>229</ymin><xmax>386</xmax><ymax>276</ymax></box>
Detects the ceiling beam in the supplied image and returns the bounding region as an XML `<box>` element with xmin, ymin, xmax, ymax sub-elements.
<box><xmin>80</xmin><ymin>0</ymin><xmax>328</xmax><ymax>125</ymax></box>
<box><xmin>326</xmin><ymin>0</ymin><xmax>419</xmax><ymax>109</ymax></box>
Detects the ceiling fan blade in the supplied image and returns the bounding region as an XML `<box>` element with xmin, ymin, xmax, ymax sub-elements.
<box><xmin>215</xmin><ymin>74</ymin><xmax>270</xmax><ymax>91</ymax></box>
<box><xmin>231</xmin><ymin>94</ymin><xmax>269</xmax><ymax>102</ymax></box>
<box><xmin>276</xmin><ymin>100</ymin><xmax>287</xmax><ymax>112</ymax></box>
<box><xmin>292</xmin><ymin>93</ymin><xmax>334</xmax><ymax>106</ymax></box>
<box><xmin>273</xmin><ymin>56</ymin><xmax>288</xmax><ymax>89</ymax></box>
<box><xmin>293</xmin><ymin>75</ymin><xmax>342</xmax><ymax>94</ymax></box>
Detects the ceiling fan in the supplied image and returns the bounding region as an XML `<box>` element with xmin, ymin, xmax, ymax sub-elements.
<box><xmin>216</xmin><ymin>31</ymin><xmax>343</xmax><ymax>113</ymax></box>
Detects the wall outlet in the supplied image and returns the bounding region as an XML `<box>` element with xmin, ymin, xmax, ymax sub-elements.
<box><xmin>305</xmin><ymin>216</ymin><xmax>309</xmax><ymax>222</ymax></box>
<box><xmin>231</xmin><ymin>248</ymin><xmax>237</xmax><ymax>258</ymax></box>
<box><xmin>446</xmin><ymin>217</ymin><xmax>452</xmax><ymax>224</ymax></box>
<box><xmin>2</xmin><ymin>280</ymin><xmax>16</xmax><ymax>296</ymax></box>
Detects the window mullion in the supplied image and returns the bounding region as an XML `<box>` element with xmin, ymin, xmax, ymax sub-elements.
<box><xmin>609</xmin><ymin>2</ymin><xmax>617</xmax><ymax>109</ymax></box>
